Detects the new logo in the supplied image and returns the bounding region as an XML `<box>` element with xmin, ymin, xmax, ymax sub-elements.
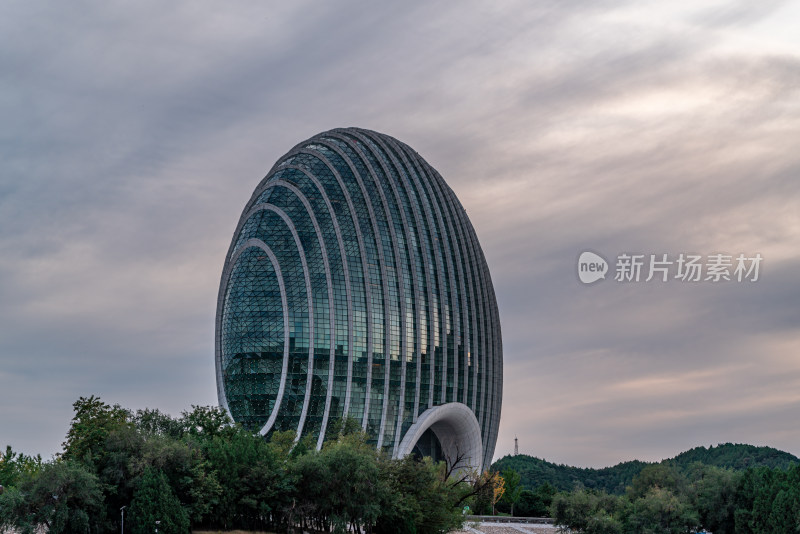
<box><xmin>578</xmin><ymin>251</ymin><xmax>608</xmax><ymax>284</ymax></box>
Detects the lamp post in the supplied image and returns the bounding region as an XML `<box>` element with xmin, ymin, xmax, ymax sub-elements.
<box><xmin>120</xmin><ymin>505</ymin><xmax>126</xmax><ymax>534</ymax></box>
<box><xmin>155</xmin><ymin>519</ymin><xmax>160</xmax><ymax>533</ymax></box>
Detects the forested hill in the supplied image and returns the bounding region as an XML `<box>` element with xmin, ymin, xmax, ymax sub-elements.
<box><xmin>491</xmin><ymin>443</ymin><xmax>799</xmax><ymax>495</ymax></box>
<box><xmin>667</xmin><ymin>443</ymin><xmax>798</xmax><ymax>470</ymax></box>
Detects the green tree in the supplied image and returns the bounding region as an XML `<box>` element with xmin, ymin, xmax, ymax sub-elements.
<box><xmin>501</xmin><ymin>468</ymin><xmax>523</xmax><ymax>516</ymax></box>
<box><xmin>268</xmin><ymin>429</ymin><xmax>299</xmax><ymax>459</ymax></box>
<box><xmin>688</xmin><ymin>465</ymin><xmax>741</xmax><ymax>534</ymax></box>
<box><xmin>627</xmin><ymin>464</ymin><xmax>687</xmax><ymax>500</ymax></box>
<box><xmin>515</xmin><ymin>483</ymin><xmax>557</xmax><ymax>516</ymax></box>
<box><xmin>534</xmin><ymin>482</ymin><xmax>557</xmax><ymax>515</ymax></box>
<box><xmin>3</xmin><ymin>460</ymin><xmax>105</xmax><ymax>534</ymax></box>
<box><xmin>472</xmin><ymin>470</ymin><xmax>505</xmax><ymax>515</ymax></box>
<box><xmin>180</xmin><ymin>405</ymin><xmax>235</xmax><ymax>439</ymax></box>
<box><xmin>747</xmin><ymin>467</ymin><xmax>783</xmax><ymax>534</ymax></box>
<box><xmin>767</xmin><ymin>488</ymin><xmax>800</xmax><ymax>534</ymax></box>
<box><xmin>96</xmin><ymin>423</ymin><xmax>146</xmax><ymax>531</ymax></box>
<box><xmin>374</xmin><ymin>456</ymin><xmax>422</xmax><ymax>534</ymax></box>
<box><xmin>0</xmin><ymin>485</ymin><xmax>29</xmax><ymax>533</ymax></box>
<box><xmin>515</xmin><ymin>489</ymin><xmax>540</xmax><ymax>516</ymax></box>
<box><xmin>62</xmin><ymin>395</ymin><xmax>131</xmax><ymax>466</ymax></box>
<box><xmin>128</xmin><ymin>467</ymin><xmax>189</xmax><ymax>534</ymax></box>
<box><xmin>735</xmin><ymin>464</ymin><xmax>800</xmax><ymax>534</ymax></box>
<box><xmin>551</xmin><ymin>489</ymin><xmax>624</xmax><ymax>534</ymax></box>
<box><xmin>733</xmin><ymin>466</ymin><xmax>762</xmax><ymax>534</ymax></box>
<box><xmin>326</xmin><ymin>416</ymin><xmax>364</xmax><ymax>440</ymax></box>
<box><xmin>132</xmin><ymin>408</ymin><xmax>186</xmax><ymax>439</ymax></box>
<box><xmin>625</xmin><ymin>487</ymin><xmax>698</xmax><ymax>534</ymax></box>
<box><xmin>0</xmin><ymin>446</ymin><xmax>42</xmax><ymax>488</ymax></box>
<box><xmin>587</xmin><ymin>510</ymin><xmax>623</xmax><ymax>534</ymax></box>
<box><xmin>200</xmin><ymin>425</ymin><xmax>289</xmax><ymax>531</ymax></box>
<box><xmin>375</xmin><ymin>455</ymin><xmax>466</xmax><ymax>534</ymax></box>
<box><xmin>292</xmin><ymin>432</ymin><xmax>381</xmax><ymax>534</ymax></box>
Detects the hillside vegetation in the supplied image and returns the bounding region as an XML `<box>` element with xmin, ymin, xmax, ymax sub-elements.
<box><xmin>492</xmin><ymin>443</ymin><xmax>799</xmax><ymax>495</ymax></box>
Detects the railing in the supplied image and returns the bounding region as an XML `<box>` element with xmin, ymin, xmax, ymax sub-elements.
<box><xmin>465</xmin><ymin>516</ymin><xmax>554</xmax><ymax>525</ymax></box>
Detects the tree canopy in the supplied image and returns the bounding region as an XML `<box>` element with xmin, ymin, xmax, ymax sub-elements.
<box><xmin>492</xmin><ymin>443</ymin><xmax>799</xmax><ymax>495</ymax></box>
<box><xmin>0</xmin><ymin>396</ymin><xmax>497</xmax><ymax>534</ymax></box>
<box><xmin>551</xmin><ymin>462</ymin><xmax>800</xmax><ymax>534</ymax></box>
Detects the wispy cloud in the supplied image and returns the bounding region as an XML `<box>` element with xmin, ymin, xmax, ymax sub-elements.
<box><xmin>1</xmin><ymin>0</ymin><xmax>798</xmax><ymax>466</ymax></box>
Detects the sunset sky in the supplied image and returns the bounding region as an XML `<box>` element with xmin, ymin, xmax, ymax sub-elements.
<box><xmin>1</xmin><ymin>0</ymin><xmax>798</xmax><ymax>468</ymax></box>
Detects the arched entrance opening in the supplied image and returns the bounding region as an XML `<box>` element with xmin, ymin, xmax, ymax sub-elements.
<box><xmin>395</xmin><ymin>402</ymin><xmax>484</xmax><ymax>472</ymax></box>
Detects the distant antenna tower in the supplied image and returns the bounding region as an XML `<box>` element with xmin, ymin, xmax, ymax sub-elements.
<box><xmin>514</xmin><ymin>436</ymin><xmax>519</xmax><ymax>456</ymax></box>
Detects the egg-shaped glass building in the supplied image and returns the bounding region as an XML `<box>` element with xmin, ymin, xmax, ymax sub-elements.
<box><xmin>215</xmin><ymin>128</ymin><xmax>502</xmax><ymax>470</ymax></box>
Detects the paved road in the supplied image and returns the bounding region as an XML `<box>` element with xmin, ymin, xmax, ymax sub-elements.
<box><xmin>455</xmin><ymin>521</ymin><xmax>559</xmax><ymax>534</ymax></box>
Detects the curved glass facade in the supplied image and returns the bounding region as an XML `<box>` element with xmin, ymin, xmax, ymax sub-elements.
<box><xmin>215</xmin><ymin>128</ymin><xmax>502</xmax><ymax>469</ymax></box>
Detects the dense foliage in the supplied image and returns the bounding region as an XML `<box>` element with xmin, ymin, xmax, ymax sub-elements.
<box><xmin>0</xmin><ymin>396</ymin><xmax>498</xmax><ymax>534</ymax></box>
<box><xmin>492</xmin><ymin>455</ymin><xmax>648</xmax><ymax>495</ymax></box>
<box><xmin>550</xmin><ymin>462</ymin><xmax>800</xmax><ymax>534</ymax></box>
<box><xmin>3</xmin><ymin>397</ymin><xmax>797</xmax><ymax>534</ymax></box>
<box><xmin>668</xmin><ymin>444</ymin><xmax>798</xmax><ymax>471</ymax></box>
<box><xmin>492</xmin><ymin>443</ymin><xmax>799</xmax><ymax>495</ymax></box>
<box><xmin>493</xmin><ymin>444</ymin><xmax>799</xmax><ymax>532</ymax></box>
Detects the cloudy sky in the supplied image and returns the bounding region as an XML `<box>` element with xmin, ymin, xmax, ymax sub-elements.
<box><xmin>1</xmin><ymin>0</ymin><xmax>798</xmax><ymax>468</ymax></box>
